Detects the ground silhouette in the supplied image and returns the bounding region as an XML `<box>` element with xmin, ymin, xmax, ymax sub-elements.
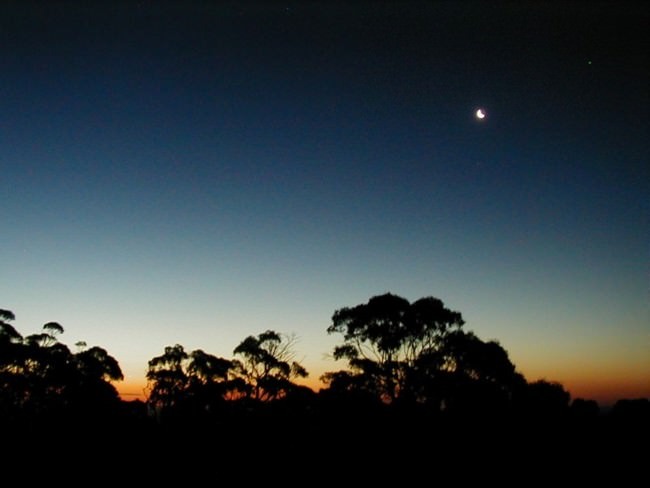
<box><xmin>1</xmin><ymin>297</ymin><xmax>648</xmax><ymax>470</ymax></box>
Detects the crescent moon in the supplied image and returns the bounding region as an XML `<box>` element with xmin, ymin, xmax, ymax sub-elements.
<box><xmin>476</xmin><ymin>109</ymin><xmax>486</xmax><ymax>119</ymax></box>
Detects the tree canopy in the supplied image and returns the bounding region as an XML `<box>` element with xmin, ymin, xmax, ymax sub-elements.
<box><xmin>0</xmin><ymin>310</ymin><xmax>123</xmax><ymax>422</ymax></box>
<box><xmin>232</xmin><ymin>330</ymin><xmax>308</xmax><ymax>402</ymax></box>
<box><xmin>323</xmin><ymin>293</ymin><xmax>523</xmax><ymax>411</ymax></box>
<box><xmin>5</xmin><ymin>297</ymin><xmax>633</xmax><ymax>428</ymax></box>
<box><xmin>145</xmin><ymin>330</ymin><xmax>308</xmax><ymax>418</ymax></box>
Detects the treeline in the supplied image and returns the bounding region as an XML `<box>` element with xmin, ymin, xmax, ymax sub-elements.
<box><xmin>0</xmin><ymin>309</ymin><xmax>123</xmax><ymax>426</ymax></box>
<box><xmin>2</xmin><ymin>294</ymin><xmax>649</xmax><ymax>430</ymax></box>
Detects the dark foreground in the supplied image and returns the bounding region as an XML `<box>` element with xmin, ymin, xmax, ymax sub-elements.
<box><xmin>2</xmin><ymin>401</ymin><xmax>647</xmax><ymax>483</ymax></box>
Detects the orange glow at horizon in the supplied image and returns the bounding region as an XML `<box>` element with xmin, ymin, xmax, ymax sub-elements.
<box><xmin>116</xmin><ymin>375</ymin><xmax>326</xmax><ymax>403</ymax></box>
<box><xmin>117</xmin><ymin>380</ymin><xmax>149</xmax><ymax>402</ymax></box>
<box><xmin>548</xmin><ymin>371</ymin><xmax>650</xmax><ymax>407</ymax></box>
<box><xmin>117</xmin><ymin>370</ymin><xmax>649</xmax><ymax>407</ymax></box>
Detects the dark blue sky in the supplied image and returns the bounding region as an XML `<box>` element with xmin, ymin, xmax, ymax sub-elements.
<box><xmin>1</xmin><ymin>2</ymin><xmax>648</xmax><ymax>402</ymax></box>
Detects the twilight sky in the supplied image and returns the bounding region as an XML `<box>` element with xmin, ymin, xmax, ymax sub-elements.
<box><xmin>1</xmin><ymin>2</ymin><xmax>648</xmax><ymax>404</ymax></box>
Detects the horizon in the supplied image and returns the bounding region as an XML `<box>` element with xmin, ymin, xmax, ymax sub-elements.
<box><xmin>5</xmin><ymin>298</ymin><xmax>646</xmax><ymax>408</ymax></box>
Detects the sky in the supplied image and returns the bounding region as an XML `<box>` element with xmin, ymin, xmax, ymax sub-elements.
<box><xmin>1</xmin><ymin>2</ymin><xmax>648</xmax><ymax>405</ymax></box>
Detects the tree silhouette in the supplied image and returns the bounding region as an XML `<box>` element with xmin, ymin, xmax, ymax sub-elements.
<box><xmin>5</xmin><ymin>303</ymin><xmax>632</xmax><ymax>434</ymax></box>
<box><xmin>322</xmin><ymin>293</ymin><xmax>532</xmax><ymax>414</ymax></box>
<box><xmin>186</xmin><ymin>349</ymin><xmax>238</xmax><ymax>412</ymax></box>
<box><xmin>43</xmin><ymin>321</ymin><xmax>64</xmax><ymax>336</ymax></box>
<box><xmin>324</xmin><ymin>293</ymin><xmax>465</xmax><ymax>404</ymax></box>
<box><xmin>570</xmin><ymin>398</ymin><xmax>600</xmax><ymax>419</ymax></box>
<box><xmin>67</xmin><ymin>346</ymin><xmax>124</xmax><ymax>416</ymax></box>
<box><xmin>416</xmin><ymin>330</ymin><xmax>525</xmax><ymax>412</ymax></box>
<box><xmin>187</xmin><ymin>349</ymin><xmax>232</xmax><ymax>384</ymax></box>
<box><xmin>0</xmin><ymin>310</ymin><xmax>123</xmax><ymax>423</ymax></box>
<box><xmin>0</xmin><ymin>309</ymin><xmax>20</xmax><ymax>342</ymax></box>
<box><xmin>75</xmin><ymin>346</ymin><xmax>123</xmax><ymax>382</ymax></box>
<box><xmin>523</xmin><ymin>379</ymin><xmax>571</xmax><ymax>417</ymax></box>
<box><xmin>610</xmin><ymin>398</ymin><xmax>650</xmax><ymax>423</ymax></box>
<box><xmin>146</xmin><ymin>344</ymin><xmax>190</xmax><ymax>412</ymax></box>
<box><xmin>233</xmin><ymin>330</ymin><xmax>308</xmax><ymax>401</ymax></box>
<box><xmin>146</xmin><ymin>344</ymin><xmax>237</xmax><ymax>418</ymax></box>
<box><xmin>0</xmin><ymin>309</ymin><xmax>24</xmax><ymax>417</ymax></box>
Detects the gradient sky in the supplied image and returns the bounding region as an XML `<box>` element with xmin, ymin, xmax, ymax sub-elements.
<box><xmin>1</xmin><ymin>2</ymin><xmax>648</xmax><ymax>405</ymax></box>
